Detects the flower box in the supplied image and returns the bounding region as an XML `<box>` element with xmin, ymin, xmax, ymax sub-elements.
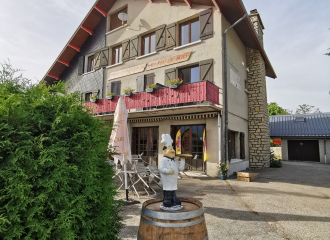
<box><xmin>106</xmin><ymin>96</ymin><xmax>113</xmax><ymax>100</ymax></box>
<box><xmin>146</xmin><ymin>88</ymin><xmax>154</xmax><ymax>93</ymax></box>
<box><xmin>125</xmin><ymin>92</ymin><xmax>132</xmax><ymax>97</ymax></box>
<box><xmin>169</xmin><ymin>84</ymin><xmax>178</xmax><ymax>89</ymax></box>
<box><xmin>90</xmin><ymin>99</ymin><xmax>98</xmax><ymax>103</ymax></box>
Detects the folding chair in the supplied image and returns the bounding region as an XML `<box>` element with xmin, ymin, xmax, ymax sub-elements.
<box><xmin>106</xmin><ymin>159</ymin><xmax>124</xmax><ymax>190</ymax></box>
<box><xmin>147</xmin><ymin>164</ymin><xmax>162</xmax><ymax>189</ymax></box>
<box><xmin>130</xmin><ymin>162</ymin><xmax>156</xmax><ymax>198</ymax></box>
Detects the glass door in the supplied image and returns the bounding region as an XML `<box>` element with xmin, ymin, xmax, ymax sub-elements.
<box><xmin>171</xmin><ymin>125</ymin><xmax>205</xmax><ymax>171</ymax></box>
<box><xmin>132</xmin><ymin>127</ymin><xmax>159</xmax><ymax>165</ymax></box>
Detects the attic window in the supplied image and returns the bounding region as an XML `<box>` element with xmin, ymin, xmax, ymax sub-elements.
<box><xmin>295</xmin><ymin>117</ymin><xmax>305</xmax><ymax>123</ymax></box>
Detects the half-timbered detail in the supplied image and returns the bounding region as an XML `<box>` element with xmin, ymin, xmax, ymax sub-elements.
<box><xmin>43</xmin><ymin>0</ymin><xmax>277</xmax><ymax>176</ymax></box>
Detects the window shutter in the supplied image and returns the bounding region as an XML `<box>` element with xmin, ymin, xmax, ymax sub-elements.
<box><xmin>136</xmin><ymin>75</ymin><xmax>145</xmax><ymax>92</ymax></box>
<box><xmin>100</xmin><ymin>48</ymin><xmax>109</xmax><ymax>67</ymax></box>
<box><xmin>94</xmin><ymin>51</ymin><xmax>101</xmax><ymax>69</ymax></box>
<box><xmin>111</xmin><ymin>81</ymin><xmax>121</xmax><ymax>96</ymax></box>
<box><xmin>199</xmin><ymin>8</ymin><xmax>213</xmax><ymax>40</ymax></box>
<box><xmin>81</xmin><ymin>92</ymin><xmax>86</xmax><ymax>101</ymax></box>
<box><xmin>155</xmin><ymin>24</ymin><xmax>166</xmax><ymax>51</ymax></box>
<box><xmin>166</xmin><ymin>23</ymin><xmax>176</xmax><ymax>50</ymax></box>
<box><xmin>78</xmin><ymin>56</ymin><xmax>84</xmax><ymax>75</ymax></box>
<box><xmin>130</xmin><ymin>35</ymin><xmax>139</xmax><ymax>59</ymax></box>
<box><xmin>122</xmin><ymin>39</ymin><xmax>130</xmax><ymax>62</ymax></box>
<box><xmin>145</xmin><ymin>74</ymin><xmax>154</xmax><ymax>86</ymax></box>
<box><xmin>228</xmin><ymin>129</ymin><xmax>232</xmax><ymax>159</ymax></box>
<box><xmin>165</xmin><ymin>68</ymin><xmax>176</xmax><ymax>86</ymax></box>
<box><xmin>199</xmin><ymin>59</ymin><xmax>213</xmax><ymax>82</ymax></box>
<box><xmin>240</xmin><ymin>132</ymin><xmax>245</xmax><ymax>159</ymax></box>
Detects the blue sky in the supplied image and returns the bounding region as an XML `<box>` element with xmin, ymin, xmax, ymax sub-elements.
<box><xmin>0</xmin><ymin>0</ymin><xmax>329</xmax><ymax>112</ymax></box>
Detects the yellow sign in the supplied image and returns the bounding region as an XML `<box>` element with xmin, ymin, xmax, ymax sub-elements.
<box><xmin>146</xmin><ymin>51</ymin><xmax>192</xmax><ymax>71</ymax></box>
<box><xmin>203</xmin><ymin>128</ymin><xmax>207</xmax><ymax>162</ymax></box>
<box><xmin>176</xmin><ymin>129</ymin><xmax>181</xmax><ymax>154</ymax></box>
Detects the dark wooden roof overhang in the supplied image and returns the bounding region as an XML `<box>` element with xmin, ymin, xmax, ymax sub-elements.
<box><xmin>42</xmin><ymin>0</ymin><xmax>276</xmax><ymax>85</ymax></box>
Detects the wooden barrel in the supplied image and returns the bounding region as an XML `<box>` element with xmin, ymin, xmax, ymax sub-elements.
<box><xmin>137</xmin><ymin>198</ymin><xmax>208</xmax><ymax>240</ymax></box>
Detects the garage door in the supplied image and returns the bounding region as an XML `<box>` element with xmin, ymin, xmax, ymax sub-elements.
<box><xmin>288</xmin><ymin>140</ymin><xmax>319</xmax><ymax>161</ymax></box>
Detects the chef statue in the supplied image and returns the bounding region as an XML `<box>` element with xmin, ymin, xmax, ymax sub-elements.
<box><xmin>159</xmin><ymin>134</ymin><xmax>185</xmax><ymax>211</ymax></box>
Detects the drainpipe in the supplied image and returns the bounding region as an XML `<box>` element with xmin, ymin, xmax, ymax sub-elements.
<box><xmin>325</xmin><ymin>137</ymin><xmax>327</xmax><ymax>164</ymax></box>
<box><xmin>218</xmin><ymin>112</ymin><xmax>222</xmax><ymax>164</ymax></box>
<box><xmin>223</xmin><ymin>13</ymin><xmax>248</xmax><ymax>163</ymax></box>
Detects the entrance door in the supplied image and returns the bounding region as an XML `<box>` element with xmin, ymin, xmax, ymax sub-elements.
<box><xmin>171</xmin><ymin>125</ymin><xmax>205</xmax><ymax>171</ymax></box>
<box><xmin>132</xmin><ymin>127</ymin><xmax>159</xmax><ymax>165</ymax></box>
<box><xmin>288</xmin><ymin>140</ymin><xmax>320</xmax><ymax>161</ymax></box>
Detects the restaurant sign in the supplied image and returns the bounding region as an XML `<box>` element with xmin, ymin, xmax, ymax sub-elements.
<box><xmin>109</xmin><ymin>63</ymin><xmax>146</xmax><ymax>80</ymax></box>
<box><xmin>146</xmin><ymin>51</ymin><xmax>192</xmax><ymax>71</ymax></box>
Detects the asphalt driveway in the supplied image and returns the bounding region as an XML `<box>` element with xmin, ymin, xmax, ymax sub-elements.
<box><xmin>118</xmin><ymin>161</ymin><xmax>330</xmax><ymax>240</ymax></box>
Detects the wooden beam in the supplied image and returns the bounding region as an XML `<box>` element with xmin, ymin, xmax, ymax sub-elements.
<box><xmin>48</xmin><ymin>74</ymin><xmax>59</xmax><ymax>80</ymax></box>
<box><xmin>95</xmin><ymin>6</ymin><xmax>107</xmax><ymax>17</ymax></box>
<box><xmin>81</xmin><ymin>26</ymin><xmax>93</xmax><ymax>35</ymax></box>
<box><xmin>166</xmin><ymin>0</ymin><xmax>172</xmax><ymax>5</ymax></box>
<box><xmin>184</xmin><ymin>0</ymin><xmax>191</xmax><ymax>8</ymax></box>
<box><xmin>58</xmin><ymin>60</ymin><xmax>69</xmax><ymax>67</ymax></box>
<box><xmin>211</xmin><ymin>0</ymin><xmax>221</xmax><ymax>12</ymax></box>
<box><xmin>68</xmin><ymin>44</ymin><xmax>80</xmax><ymax>52</ymax></box>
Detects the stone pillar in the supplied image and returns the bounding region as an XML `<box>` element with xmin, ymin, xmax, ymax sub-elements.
<box><xmin>246</xmin><ymin>48</ymin><xmax>270</xmax><ymax>168</ymax></box>
<box><xmin>249</xmin><ymin>9</ymin><xmax>265</xmax><ymax>47</ymax></box>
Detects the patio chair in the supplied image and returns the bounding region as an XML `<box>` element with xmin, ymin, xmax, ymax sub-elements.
<box><xmin>130</xmin><ymin>162</ymin><xmax>156</xmax><ymax>198</ymax></box>
<box><xmin>106</xmin><ymin>159</ymin><xmax>124</xmax><ymax>190</ymax></box>
<box><xmin>132</xmin><ymin>152</ymin><xmax>149</xmax><ymax>166</ymax></box>
<box><xmin>147</xmin><ymin>164</ymin><xmax>162</xmax><ymax>189</ymax></box>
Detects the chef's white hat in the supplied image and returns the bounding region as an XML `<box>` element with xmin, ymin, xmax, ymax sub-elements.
<box><xmin>161</xmin><ymin>134</ymin><xmax>173</xmax><ymax>147</ymax></box>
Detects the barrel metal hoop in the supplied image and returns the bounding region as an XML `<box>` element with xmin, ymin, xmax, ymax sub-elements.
<box><xmin>140</xmin><ymin>215</ymin><xmax>205</xmax><ymax>228</ymax></box>
<box><xmin>137</xmin><ymin>233</ymin><xmax>143</xmax><ymax>240</ymax></box>
<box><xmin>137</xmin><ymin>232</ymin><xmax>208</xmax><ymax>240</ymax></box>
<box><xmin>142</xmin><ymin>206</ymin><xmax>204</xmax><ymax>220</ymax></box>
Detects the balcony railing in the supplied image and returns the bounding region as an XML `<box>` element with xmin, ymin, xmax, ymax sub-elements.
<box><xmin>84</xmin><ymin>81</ymin><xmax>219</xmax><ymax>114</ymax></box>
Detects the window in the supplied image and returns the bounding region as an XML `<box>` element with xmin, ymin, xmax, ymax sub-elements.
<box><xmin>85</xmin><ymin>92</ymin><xmax>92</xmax><ymax>101</ymax></box>
<box><xmin>180</xmin><ymin>18</ymin><xmax>199</xmax><ymax>46</ymax></box>
<box><xmin>87</xmin><ymin>55</ymin><xmax>94</xmax><ymax>72</ymax></box>
<box><xmin>178</xmin><ymin>65</ymin><xmax>199</xmax><ymax>84</ymax></box>
<box><xmin>112</xmin><ymin>45</ymin><xmax>122</xmax><ymax>65</ymax></box>
<box><xmin>142</xmin><ymin>32</ymin><xmax>156</xmax><ymax>55</ymax></box>
<box><xmin>110</xmin><ymin>7</ymin><xmax>127</xmax><ymax>31</ymax></box>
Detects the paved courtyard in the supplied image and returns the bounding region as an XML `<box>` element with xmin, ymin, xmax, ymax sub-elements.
<box><xmin>118</xmin><ymin>161</ymin><xmax>330</xmax><ymax>240</ymax></box>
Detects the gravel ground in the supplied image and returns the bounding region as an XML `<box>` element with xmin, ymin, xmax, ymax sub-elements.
<box><xmin>118</xmin><ymin>161</ymin><xmax>330</xmax><ymax>240</ymax></box>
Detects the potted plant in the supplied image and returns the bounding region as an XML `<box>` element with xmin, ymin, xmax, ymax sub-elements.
<box><xmin>146</xmin><ymin>83</ymin><xmax>157</xmax><ymax>93</ymax></box>
<box><xmin>90</xmin><ymin>94</ymin><xmax>99</xmax><ymax>103</ymax></box>
<box><xmin>217</xmin><ymin>162</ymin><xmax>229</xmax><ymax>180</ymax></box>
<box><xmin>106</xmin><ymin>92</ymin><xmax>115</xmax><ymax>100</ymax></box>
<box><xmin>167</xmin><ymin>78</ymin><xmax>183</xmax><ymax>89</ymax></box>
<box><xmin>124</xmin><ymin>87</ymin><xmax>134</xmax><ymax>97</ymax></box>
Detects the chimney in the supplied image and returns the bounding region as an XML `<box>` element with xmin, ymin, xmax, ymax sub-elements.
<box><xmin>249</xmin><ymin>9</ymin><xmax>265</xmax><ymax>47</ymax></box>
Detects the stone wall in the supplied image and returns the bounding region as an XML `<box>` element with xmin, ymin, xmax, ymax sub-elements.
<box><xmin>246</xmin><ymin>47</ymin><xmax>270</xmax><ymax>168</ymax></box>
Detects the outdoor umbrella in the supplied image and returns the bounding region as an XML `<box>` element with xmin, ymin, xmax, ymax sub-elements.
<box><xmin>109</xmin><ymin>97</ymin><xmax>132</xmax><ymax>201</ymax></box>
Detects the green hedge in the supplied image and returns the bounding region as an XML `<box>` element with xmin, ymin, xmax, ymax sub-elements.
<box><xmin>0</xmin><ymin>68</ymin><xmax>122</xmax><ymax>239</ymax></box>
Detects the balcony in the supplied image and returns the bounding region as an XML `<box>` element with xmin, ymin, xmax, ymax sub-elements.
<box><xmin>84</xmin><ymin>81</ymin><xmax>220</xmax><ymax>116</ymax></box>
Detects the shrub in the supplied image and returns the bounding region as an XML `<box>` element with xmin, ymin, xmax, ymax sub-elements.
<box><xmin>217</xmin><ymin>162</ymin><xmax>228</xmax><ymax>175</ymax></box>
<box><xmin>270</xmin><ymin>149</ymin><xmax>282</xmax><ymax>168</ymax></box>
<box><xmin>0</xmin><ymin>62</ymin><xmax>122</xmax><ymax>239</ymax></box>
